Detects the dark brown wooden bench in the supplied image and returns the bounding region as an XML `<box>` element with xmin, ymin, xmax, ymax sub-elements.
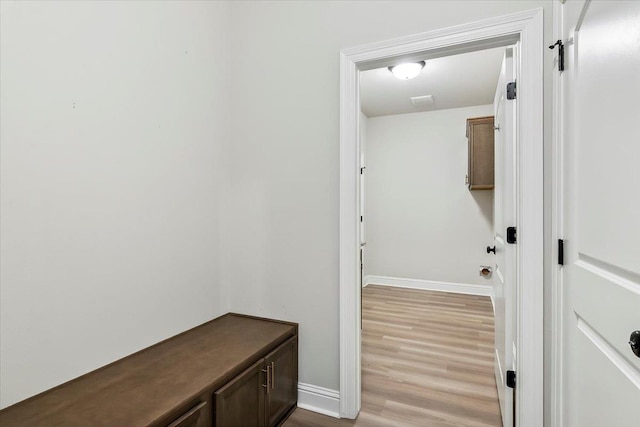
<box><xmin>0</xmin><ymin>313</ymin><xmax>298</xmax><ymax>427</ymax></box>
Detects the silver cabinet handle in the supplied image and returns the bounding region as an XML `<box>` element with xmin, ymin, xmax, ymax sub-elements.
<box><xmin>262</xmin><ymin>366</ymin><xmax>270</xmax><ymax>392</ymax></box>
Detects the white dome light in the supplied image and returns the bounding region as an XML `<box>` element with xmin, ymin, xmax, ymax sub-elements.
<box><xmin>388</xmin><ymin>61</ymin><xmax>426</xmax><ymax>80</ymax></box>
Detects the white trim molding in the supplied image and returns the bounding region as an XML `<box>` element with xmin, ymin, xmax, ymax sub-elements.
<box><xmin>364</xmin><ymin>275</ymin><xmax>493</xmax><ymax>297</ymax></box>
<box><xmin>550</xmin><ymin>1</ymin><xmax>564</xmax><ymax>426</ymax></box>
<box><xmin>339</xmin><ymin>8</ymin><xmax>544</xmax><ymax>426</ymax></box>
<box><xmin>339</xmin><ymin>49</ymin><xmax>361</xmax><ymax>420</ymax></box>
<box><xmin>297</xmin><ymin>383</ymin><xmax>340</xmax><ymax>419</ymax></box>
<box><xmin>491</xmin><ymin>295</ymin><xmax>496</xmax><ymax>317</ymax></box>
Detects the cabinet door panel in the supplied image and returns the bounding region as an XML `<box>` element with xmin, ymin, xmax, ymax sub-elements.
<box><xmin>168</xmin><ymin>401</ymin><xmax>208</xmax><ymax>427</ymax></box>
<box><xmin>265</xmin><ymin>337</ymin><xmax>298</xmax><ymax>426</ymax></box>
<box><xmin>215</xmin><ymin>359</ymin><xmax>266</xmax><ymax>427</ymax></box>
<box><xmin>467</xmin><ymin>116</ymin><xmax>495</xmax><ymax>189</ymax></box>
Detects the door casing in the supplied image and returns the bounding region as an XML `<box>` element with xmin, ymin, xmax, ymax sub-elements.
<box><xmin>339</xmin><ymin>9</ymin><xmax>544</xmax><ymax>427</ymax></box>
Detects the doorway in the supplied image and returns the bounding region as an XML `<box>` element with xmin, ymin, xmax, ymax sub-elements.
<box><xmin>358</xmin><ymin>43</ymin><xmax>515</xmax><ymax>426</ymax></box>
<box><xmin>339</xmin><ymin>9</ymin><xmax>544</xmax><ymax>427</ymax></box>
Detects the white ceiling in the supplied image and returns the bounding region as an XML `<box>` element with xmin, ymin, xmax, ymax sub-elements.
<box><xmin>360</xmin><ymin>47</ymin><xmax>506</xmax><ymax>117</ymax></box>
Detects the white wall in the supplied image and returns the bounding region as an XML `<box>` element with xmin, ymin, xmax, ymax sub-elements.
<box><xmin>227</xmin><ymin>0</ymin><xmax>553</xmax><ymax>395</ymax></box>
<box><xmin>0</xmin><ymin>0</ymin><xmax>231</xmax><ymax>408</ymax></box>
<box><xmin>0</xmin><ymin>1</ymin><xmax>558</xmax><ymax>420</ymax></box>
<box><xmin>364</xmin><ymin>105</ymin><xmax>494</xmax><ymax>287</ymax></box>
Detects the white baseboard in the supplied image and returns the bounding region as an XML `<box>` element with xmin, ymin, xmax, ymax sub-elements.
<box><xmin>297</xmin><ymin>382</ymin><xmax>340</xmax><ymax>418</ymax></box>
<box><xmin>364</xmin><ymin>275</ymin><xmax>493</xmax><ymax>297</ymax></box>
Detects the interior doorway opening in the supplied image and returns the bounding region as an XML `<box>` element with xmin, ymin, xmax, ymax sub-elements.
<box><xmin>358</xmin><ymin>44</ymin><xmax>516</xmax><ymax>427</ymax></box>
<box><xmin>339</xmin><ymin>9</ymin><xmax>544</xmax><ymax>427</ymax></box>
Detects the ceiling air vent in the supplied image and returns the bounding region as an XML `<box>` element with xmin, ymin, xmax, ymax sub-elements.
<box><xmin>410</xmin><ymin>95</ymin><xmax>434</xmax><ymax>106</ymax></box>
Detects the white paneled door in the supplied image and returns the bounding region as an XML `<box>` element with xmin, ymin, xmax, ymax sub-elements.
<box><xmin>560</xmin><ymin>1</ymin><xmax>640</xmax><ymax>426</ymax></box>
<box><xmin>493</xmin><ymin>47</ymin><xmax>517</xmax><ymax>427</ymax></box>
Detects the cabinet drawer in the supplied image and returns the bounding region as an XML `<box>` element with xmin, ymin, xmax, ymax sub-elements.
<box><xmin>167</xmin><ymin>401</ymin><xmax>208</xmax><ymax>427</ymax></box>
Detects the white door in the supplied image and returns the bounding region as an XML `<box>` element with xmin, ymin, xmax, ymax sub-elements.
<box><xmin>560</xmin><ymin>1</ymin><xmax>640</xmax><ymax>426</ymax></box>
<box><xmin>493</xmin><ymin>46</ymin><xmax>517</xmax><ymax>427</ymax></box>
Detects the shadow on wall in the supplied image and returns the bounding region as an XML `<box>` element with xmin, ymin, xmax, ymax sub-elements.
<box><xmin>470</xmin><ymin>190</ymin><xmax>494</xmax><ymax>232</ymax></box>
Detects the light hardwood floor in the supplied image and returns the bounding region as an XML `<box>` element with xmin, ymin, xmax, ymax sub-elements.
<box><xmin>284</xmin><ymin>285</ymin><xmax>501</xmax><ymax>427</ymax></box>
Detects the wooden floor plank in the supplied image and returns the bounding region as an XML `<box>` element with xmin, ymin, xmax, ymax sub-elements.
<box><xmin>284</xmin><ymin>285</ymin><xmax>501</xmax><ymax>426</ymax></box>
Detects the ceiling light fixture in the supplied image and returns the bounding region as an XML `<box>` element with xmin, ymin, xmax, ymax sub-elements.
<box><xmin>388</xmin><ymin>61</ymin><xmax>426</xmax><ymax>80</ymax></box>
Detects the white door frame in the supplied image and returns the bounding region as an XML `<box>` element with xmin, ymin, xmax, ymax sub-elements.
<box><xmin>339</xmin><ymin>9</ymin><xmax>544</xmax><ymax>426</ymax></box>
<box><xmin>549</xmin><ymin>1</ymin><xmax>564</xmax><ymax>426</ymax></box>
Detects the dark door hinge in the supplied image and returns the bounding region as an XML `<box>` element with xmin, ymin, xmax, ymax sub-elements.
<box><xmin>506</xmin><ymin>226</ymin><xmax>517</xmax><ymax>244</ymax></box>
<box><xmin>549</xmin><ymin>40</ymin><xmax>565</xmax><ymax>72</ymax></box>
<box><xmin>506</xmin><ymin>370</ymin><xmax>516</xmax><ymax>389</ymax></box>
<box><xmin>360</xmin><ymin>216</ymin><xmax>363</xmax><ymax>222</ymax></box>
<box><xmin>360</xmin><ymin>167</ymin><xmax>365</xmax><ymax>174</ymax></box>
<box><xmin>506</xmin><ymin>81</ymin><xmax>516</xmax><ymax>100</ymax></box>
<box><xmin>558</xmin><ymin>239</ymin><xmax>565</xmax><ymax>265</ymax></box>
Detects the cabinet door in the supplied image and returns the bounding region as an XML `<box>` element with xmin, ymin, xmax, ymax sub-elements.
<box><xmin>168</xmin><ymin>401</ymin><xmax>209</xmax><ymax>427</ymax></box>
<box><xmin>467</xmin><ymin>116</ymin><xmax>495</xmax><ymax>190</ymax></box>
<box><xmin>214</xmin><ymin>359</ymin><xmax>266</xmax><ymax>427</ymax></box>
<box><xmin>264</xmin><ymin>337</ymin><xmax>298</xmax><ymax>426</ymax></box>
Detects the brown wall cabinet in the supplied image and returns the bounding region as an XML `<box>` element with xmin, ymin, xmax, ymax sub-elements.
<box><xmin>466</xmin><ymin>116</ymin><xmax>495</xmax><ymax>190</ymax></box>
<box><xmin>0</xmin><ymin>314</ymin><xmax>298</xmax><ymax>427</ymax></box>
